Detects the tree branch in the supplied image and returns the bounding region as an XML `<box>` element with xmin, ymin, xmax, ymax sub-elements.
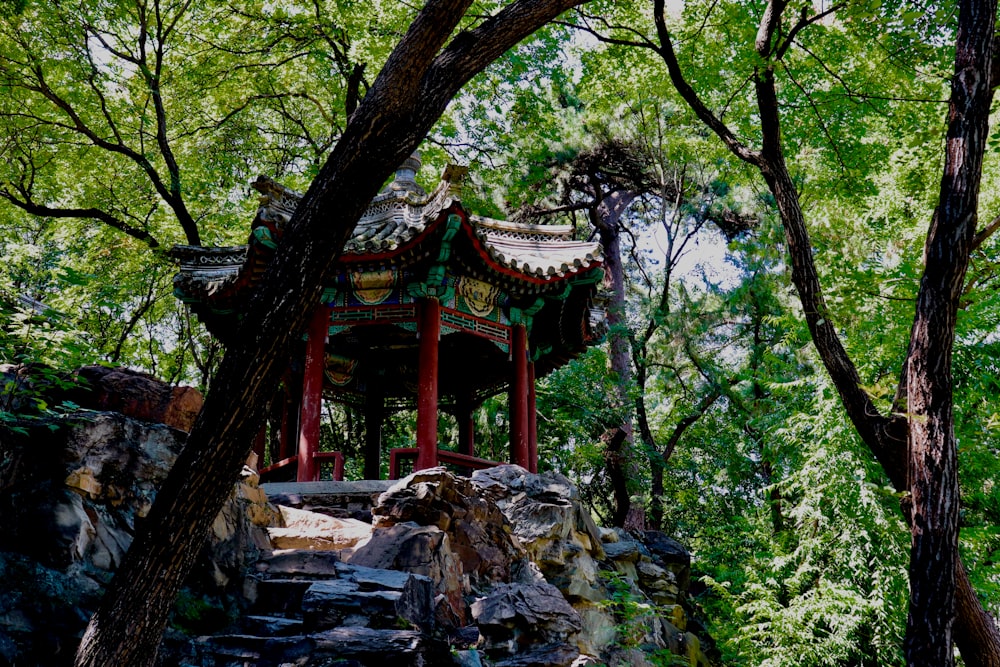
<box><xmin>755</xmin><ymin>0</ymin><xmax>789</xmax><ymax>58</ymax></box>
<box><xmin>972</xmin><ymin>211</ymin><xmax>1000</xmax><ymax>250</ymax></box>
<box><xmin>652</xmin><ymin>0</ymin><xmax>761</xmax><ymax>166</ymax></box>
<box><xmin>773</xmin><ymin>2</ymin><xmax>845</xmax><ymax>61</ymax></box>
<box><xmin>0</xmin><ymin>189</ymin><xmax>161</xmax><ymax>248</ymax></box>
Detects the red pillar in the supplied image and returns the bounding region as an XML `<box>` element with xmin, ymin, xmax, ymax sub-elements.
<box><xmin>252</xmin><ymin>424</ymin><xmax>267</xmax><ymax>470</ymax></box>
<box><xmin>415</xmin><ymin>298</ymin><xmax>440</xmax><ymax>470</ymax></box>
<box><xmin>510</xmin><ymin>324</ymin><xmax>530</xmax><ymax>469</ymax></box>
<box><xmin>458</xmin><ymin>398</ymin><xmax>476</xmax><ymax>457</ymax></box>
<box><xmin>528</xmin><ymin>361</ymin><xmax>538</xmax><ymax>473</ymax></box>
<box><xmin>297</xmin><ymin>305</ymin><xmax>328</xmax><ymax>482</ymax></box>
<box><xmin>278</xmin><ymin>371</ymin><xmax>297</xmax><ymax>461</ymax></box>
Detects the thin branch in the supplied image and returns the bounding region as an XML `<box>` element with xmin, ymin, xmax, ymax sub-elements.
<box><xmin>774</xmin><ymin>2</ymin><xmax>846</xmax><ymax>61</ymax></box>
<box><xmin>972</xmin><ymin>212</ymin><xmax>1000</xmax><ymax>250</ymax></box>
<box><xmin>782</xmin><ymin>61</ymin><xmax>848</xmax><ymax>171</ymax></box>
<box><xmin>0</xmin><ymin>189</ymin><xmax>161</xmax><ymax>248</ymax></box>
<box><xmin>652</xmin><ymin>0</ymin><xmax>761</xmax><ymax>166</ymax></box>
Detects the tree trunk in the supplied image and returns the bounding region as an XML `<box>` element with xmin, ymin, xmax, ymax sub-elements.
<box><xmin>593</xmin><ymin>189</ymin><xmax>638</xmax><ymax>527</ymax></box>
<box><xmin>73</xmin><ymin>1</ymin><xmax>589</xmax><ymax>663</ymax></box>
<box><xmin>955</xmin><ymin>557</ymin><xmax>1000</xmax><ymax>665</ymax></box>
<box><xmin>902</xmin><ymin>1</ymin><xmax>995</xmax><ymax>662</ymax></box>
<box><xmin>651</xmin><ymin>0</ymin><xmax>1000</xmax><ymax>660</ymax></box>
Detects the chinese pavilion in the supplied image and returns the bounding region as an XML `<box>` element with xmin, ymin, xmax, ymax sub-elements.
<box><xmin>171</xmin><ymin>156</ymin><xmax>605</xmax><ymax>481</ymax></box>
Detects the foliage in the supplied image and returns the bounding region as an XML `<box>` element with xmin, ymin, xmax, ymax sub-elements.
<box><xmin>0</xmin><ymin>293</ymin><xmax>94</xmax><ymax>433</ymax></box>
<box><xmin>0</xmin><ymin>0</ymin><xmax>998</xmax><ymax>663</ymax></box>
<box><xmin>598</xmin><ymin>570</ymin><xmax>688</xmax><ymax>667</ymax></box>
<box><xmin>169</xmin><ymin>588</ymin><xmax>237</xmax><ymax>636</ymax></box>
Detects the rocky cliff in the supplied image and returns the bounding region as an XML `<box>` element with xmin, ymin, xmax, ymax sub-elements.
<box><xmin>0</xmin><ymin>402</ymin><xmax>717</xmax><ymax>666</ymax></box>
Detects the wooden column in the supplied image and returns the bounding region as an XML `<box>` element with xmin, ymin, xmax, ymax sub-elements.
<box><xmin>528</xmin><ymin>361</ymin><xmax>538</xmax><ymax>473</ymax></box>
<box><xmin>364</xmin><ymin>371</ymin><xmax>384</xmax><ymax>480</ymax></box>
<box><xmin>252</xmin><ymin>425</ymin><xmax>267</xmax><ymax>470</ymax></box>
<box><xmin>457</xmin><ymin>397</ymin><xmax>476</xmax><ymax>457</ymax></box>
<box><xmin>510</xmin><ymin>323</ymin><xmax>530</xmax><ymax>469</ymax></box>
<box><xmin>415</xmin><ymin>298</ymin><xmax>440</xmax><ymax>470</ymax></box>
<box><xmin>278</xmin><ymin>370</ymin><xmax>299</xmax><ymax>461</ymax></box>
<box><xmin>297</xmin><ymin>305</ymin><xmax>329</xmax><ymax>482</ymax></box>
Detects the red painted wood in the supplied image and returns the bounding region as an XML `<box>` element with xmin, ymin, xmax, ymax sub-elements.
<box><xmin>458</xmin><ymin>399</ymin><xmax>476</xmax><ymax>457</ymax></box>
<box><xmin>259</xmin><ymin>456</ymin><xmax>298</xmax><ymax>477</ymax></box>
<box><xmin>278</xmin><ymin>372</ymin><xmax>295</xmax><ymax>460</ymax></box>
<box><xmin>389</xmin><ymin>447</ymin><xmax>500</xmax><ymax>480</ymax></box>
<box><xmin>313</xmin><ymin>451</ymin><xmax>345</xmax><ymax>481</ymax></box>
<box><xmin>415</xmin><ymin>298</ymin><xmax>440</xmax><ymax>470</ymax></box>
<box><xmin>510</xmin><ymin>324</ymin><xmax>530</xmax><ymax>468</ymax></box>
<box><xmin>297</xmin><ymin>305</ymin><xmax>329</xmax><ymax>482</ymax></box>
<box><xmin>390</xmin><ymin>447</ymin><xmax>419</xmax><ymax>479</ymax></box>
<box><xmin>528</xmin><ymin>361</ymin><xmax>538</xmax><ymax>473</ymax></box>
<box><xmin>252</xmin><ymin>425</ymin><xmax>267</xmax><ymax>470</ymax></box>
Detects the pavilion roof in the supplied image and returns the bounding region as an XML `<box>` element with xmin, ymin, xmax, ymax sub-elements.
<box><xmin>172</xmin><ymin>162</ymin><xmax>604</xmax><ymax>318</ymax></box>
<box><xmin>171</xmin><ymin>160</ymin><xmax>609</xmax><ymax>403</ymax></box>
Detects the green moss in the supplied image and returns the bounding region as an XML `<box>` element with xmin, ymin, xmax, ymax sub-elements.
<box><xmin>169</xmin><ymin>588</ymin><xmax>236</xmax><ymax>635</ymax></box>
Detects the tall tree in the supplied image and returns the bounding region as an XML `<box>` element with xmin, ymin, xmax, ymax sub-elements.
<box><xmin>72</xmin><ymin>1</ymin><xmax>590</xmax><ymax>664</ymax></box>
<box><xmin>632</xmin><ymin>0</ymin><xmax>1000</xmax><ymax>662</ymax></box>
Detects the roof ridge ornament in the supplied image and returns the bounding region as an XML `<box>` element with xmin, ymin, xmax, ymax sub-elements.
<box><xmin>382</xmin><ymin>152</ymin><xmax>425</xmax><ymax>196</ymax></box>
<box><xmin>441</xmin><ymin>164</ymin><xmax>468</xmax><ymax>199</ymax></box>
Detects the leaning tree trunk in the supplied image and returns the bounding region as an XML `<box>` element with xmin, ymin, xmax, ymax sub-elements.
<box><xmin>650</xmin><ymin>0</ymin><xmax>1000</xmax><ymax>661</ymax></box>
<box><xmin>73</xmin><ymin>1</ymin><xmax>589</xmax><ymax>664</ymax></box>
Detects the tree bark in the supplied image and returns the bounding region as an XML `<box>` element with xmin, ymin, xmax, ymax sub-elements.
<box><xmin>73</xmin><ymin>1</ymin><xmax>589</xmax><ymax>664</ymax></box>
<box><xmin>592</xmin><ymin>189</ymin><xmax>639</xmax><ymax>527</ymax></box>
<box><xmin>649</xmin><ymin>0</ymin><xmax>1000</xmax><ymax>661</ymax></box>
<box><xmin>903</xmin><ymin>1</ymin><xmax>995</xmax><ymax>662</ymax></box>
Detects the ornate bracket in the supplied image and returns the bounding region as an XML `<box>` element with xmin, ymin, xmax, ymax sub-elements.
<box><xmin>509</xmin><ymin>297</ymin><xmax>545</xmax><ymax>328</ymax></box>
<box><xmin>408</xmin><ymin>213</ymin><xmax>462</xmax><ymax>300</ymax></box>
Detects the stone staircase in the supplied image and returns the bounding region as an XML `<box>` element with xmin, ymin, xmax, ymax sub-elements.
<box><xmin>173</xmin><ymin>481</ymin><xmax>456</xmax><ymax>667</ymax></box>
<box><xmin>180</xmin><ymin>549</ymin><xmax>453</xmax><ymax>667</ymax></box>
<box><xmin>160</xmin><ymin>473</ymin><xmax>718</xmax><ymax>667</ymax></box>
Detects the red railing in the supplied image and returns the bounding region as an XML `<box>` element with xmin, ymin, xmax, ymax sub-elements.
<box><xmin>389</xmin><ymin>447</ymin><xmax>501</xmax><ymax>480</ymax></box>
<box><xmin>258</xmin><ymin>451</ymin><xmax>345</xmax><ymax>482</ymax></box>
<box><xmin>258</xmin><ymin>448</ymin><xmax>498</xmax><ymax>482</ymax></box>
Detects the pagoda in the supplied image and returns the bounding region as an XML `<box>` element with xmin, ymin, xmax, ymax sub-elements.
<box><xmin>171</xmin><ymin>156</ymin><xmax>605</xmax><ymax>481</ymax></box>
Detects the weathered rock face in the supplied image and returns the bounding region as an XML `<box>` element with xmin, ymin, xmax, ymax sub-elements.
<box><xmin>0</xmin><ymin>412</ymin><xmax>274</xmax><ymax>666</ymax></box>
<box><xmin>1</xmin><ymin>363</ymin><xmax>203</xmax><ymax>433</ymax></box>
<box><xmin>471</xmin><ymin>581</ymin><xmax>582</xmax><ymax>662</ymax></box>
<box><xmin>69</xmin><ymin>365</ymin><xmax>204</xmax><ymax>432</ymax></box>
<box><xmin>371</xmin><ymin>468</ymin><xmax>524</xmax><ymax>587</ymax></box>
<box><xmin>267</xmin><ymin>505</ymin><xmax>372</xmax><ymax>551</ymax></box>
<box><xmin>472</xmin><ymin>466</ymin><xmax>605</xmax><ymax>602</ymax></box>
<box><xmin>2</xmin><ymin>408</ymin><xmax>718</xmax><ymax>667</ymax></box>
<box><xmin>1</xmin><ymin>412</ymin><xmax>185</xmax><ymax>570</ymax></box>
<box><xmin>348</xmin><ymin>521</ymin><xmax>468</xmax><ymax>626</ymax></box>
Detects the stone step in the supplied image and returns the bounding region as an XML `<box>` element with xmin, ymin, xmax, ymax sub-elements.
<box><xmin>254</xmin><ymin>549</ymin><xmax>343</xmax><ymax>580</ymax></box>
<box><xmin>191</xmin><ymin>633</ymin><xmax>314</xmax><ymax>666</ymax></box>
<box><xmin>302</xmin><ymin>580</ymin><xmax>402</xmax><ymax>630</ymax></box>
<box><xmin>242</xmin><ymin>614</ymin><xmax>305</xmax><ymax>636</ymax></box>
<box><xmin>302</xmin><ymin>568</ymin><xmax>434</xmax><ymax>632</ymax></box>
<box><xmin>247</xmin><ymin>579</ymin><xmax>313</xmax><ymax>617</ymax></box>
<box><xmin>194</xmin><ymin>628</ymin><xmax>447</xmax><ymax>667</ymax></box>
<box><xmin>311</xmin><ymin>626</ymin><xmax>448</xmax><ymax>665</ymax></box>
<box><xmin>247</xmin><ymin>562</ymin><xmax>436</xmax><ymax>632</ymax></box>
<box><xmin>262</xmin><ymin>480</ymin><xmax>394</xmax><ymax>522</ymax></box>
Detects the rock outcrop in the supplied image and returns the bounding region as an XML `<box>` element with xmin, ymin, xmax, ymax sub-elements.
<box><xmin>0</xmin><ymin>412</ymin><xmax>272</xmax><ymax>666</ymax></box>
<box><xmin>1</xmin><ymin>407</ymin><xmax>717</xmax><ymax>667</ymax></box>
<box><xmin>70</xmin><ymin>365</ymin><xmax>204</xmax><ymax>433</ymax></box>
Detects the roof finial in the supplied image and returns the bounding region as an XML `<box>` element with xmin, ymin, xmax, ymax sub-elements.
<box><xmin>386</xmin><ymin>151</ymin><xmax>425</xmax><ymax>195</ymax></box>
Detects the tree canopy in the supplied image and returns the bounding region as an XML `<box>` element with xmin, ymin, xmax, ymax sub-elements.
<box><xmin>1</xmin><ymin>0</ymin><xmax>999</xmax><ymax>664</ymax></box>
